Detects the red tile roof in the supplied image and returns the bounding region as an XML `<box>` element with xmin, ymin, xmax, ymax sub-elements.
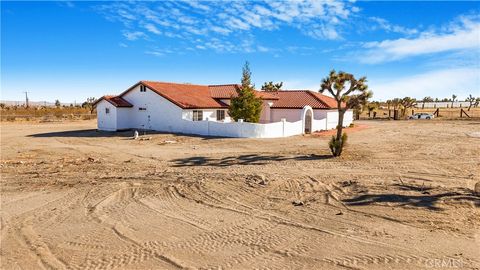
<box><xmin>99</xmin><ymin>81</ymin><xmax>340</xmax><ymax>110</ymax></box>
<box><xmin>209</xmin><ymin>84</ymin><xmax>240</xmax><ymax>98</ymax></box>
<box><xmin>94</xmin><ymin>95</ymin><xmax>133</xmax><ymax>107</ymax></box>
<box><xmin>209</xmin><ymin>84</ymin><xmax>278</xmax><ymax>100</ymax></box>
<box><xmin>309</xmin><ymin>91</ymin><xmax>341</xmax><ymax>108</ymax></box>
<box><xmin>140</xmin><ymin>81</ymin><xmax>226</xmax><ymax>109</ymax></box>
<box><xmin>268</xmin><ymin>91</ymin><xmax>339</xmax><ymax>109</ymax></box>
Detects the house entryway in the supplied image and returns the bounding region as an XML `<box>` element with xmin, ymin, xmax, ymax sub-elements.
<box><xmin>302</xmin><ymin>106</ymin><xmax>313</xmax><ymax>134</ymax></box>
<box><xmin>304</xmin><ymin>110</ymin><xmax>312</xmax><ymax>134</ymax></box>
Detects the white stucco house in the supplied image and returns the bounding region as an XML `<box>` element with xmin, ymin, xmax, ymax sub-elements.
<box><xmin>93</xmin><ymin>81</ymin><xmax>353</xmax><ymax>138</ymax></box>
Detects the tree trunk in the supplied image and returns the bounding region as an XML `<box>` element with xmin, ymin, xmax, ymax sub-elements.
<box><xmin>335</xmin><ymin>110</ymin><xmax>345</xmax><ymax>156</ymax></box>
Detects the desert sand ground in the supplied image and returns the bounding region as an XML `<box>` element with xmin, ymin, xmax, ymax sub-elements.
<box><xmin>1</xmin><ymin>119</ymin><xmax>479</xmax><ymax>270</ymax></box>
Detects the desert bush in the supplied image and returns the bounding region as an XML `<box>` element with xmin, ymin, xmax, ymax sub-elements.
<box><xmin>328</xmin><ymin>133</ymin><xmax>347</xmax><ymax>157</ymax></box>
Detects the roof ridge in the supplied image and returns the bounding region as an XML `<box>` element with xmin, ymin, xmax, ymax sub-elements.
<box><xmin>141</xmin><ymin>80</ymin><xmax>207</xmax><ymax>87</ymax></box>
<box><xmin>208</xmin><ymin>83</ymin><xmax>240</xmax><ymax>87</ymax></box>
<box><xmin>306</xmin><ymin>91</ymin><xmax>331</xmax><ymax>108</ymax></box>
<box><xmin>276</xmin><ymin>89</ymin><xmax>311</xmax><ymax>92</ymax></box>
<box><xmin>310</xmin><ymin>91</ymin><xmax>340</xmax><ymax>109</ymax></box>
<box><xmin>307</xmin><ymin>91</ymin><xmax>330</xmax><ymax>107</ymax></box>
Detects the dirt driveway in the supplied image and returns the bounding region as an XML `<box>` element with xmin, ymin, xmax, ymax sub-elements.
<box><xmin>1</xmin><ymin>119</ymin><xmax>479</xmax><ymax>269</ymax></box>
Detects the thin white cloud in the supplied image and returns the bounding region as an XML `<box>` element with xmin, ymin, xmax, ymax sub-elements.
<box><xmin>370</xmin><ymin>68</ymin><xmax>480</xmax><ymax>101</ymax></box>
<box><xmin>145</xmin><ymin>50</ymin><xmax>164</xmax><ymax>57</ymax></box>
<box><xmin>369</xmin><ymin>17</ymin><xmax>418</xmax><ymax>35</ymax></box>
<box><xmin>144</xmin><ymin>23</ymin><xmax>161</xmax><ymax>34</ymax></box>
<box><xmin>122</xmin><ymin>31</ymin><xmax>146</xmax><ymax>41</ymax></box>
<box><xmin>58</xmin><ymin>1</ymin><xmax>75</xmax><ymax>8</ymax></box>
<box><xmin>257</xmin><ymin>46</ymin><xmax>269</xmax><ymax>52</ymax></box>
<box><xmin>359</xmin><ymin>15</ymin><xmax>480</xmax><ymax>64</ymax></box>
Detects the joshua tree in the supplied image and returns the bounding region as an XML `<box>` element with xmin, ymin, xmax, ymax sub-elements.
<box><xmin>391</xmin><ymin>98</ymin><xmax>402</xmax><ymax>110</ymax></box>
<box><xmin>451</xmin><ymin>94</ymin><xmax>457</xmax><ymax>108</ymax></box>
<box><xmin>55</xmin><ymin>99</ymin><xmax>61</xmax><ymax>107</ymax></box>
<box><xmin>82</xmin><ymin>97</ymin><xmax>96</xmax><ymax>114</ymax></box>
<box><xmin>320</xmin><ymin>70</ymin><xmax>372</xmax><ymax>157</ymax></box>
<box><xmin>228</xmin><ymin>62</ymin><xmax>263</xmax><ymax>122</ymax></box>
<box><xmin>366</xmin><ymin>101</ymin><xmax>379</xmax><ymax>118</ymax></box>
<box><xmin>466</xmin><ymin>94</ymin><xmax>479</xmax><ymax>111</ymax></box>
<box><xmin>400</xmin><ymin>97</ymin><xmax>416</xmax><ymax>116</ymax></box>
<box><xmin>261</xmin><ymin>81</ymin><xmax>283</xmax><ymax>92</ymax></box>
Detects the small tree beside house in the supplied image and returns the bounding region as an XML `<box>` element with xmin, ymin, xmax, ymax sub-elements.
<box><xmin>320</xmin><ymin>70</ymin><xmax>372</xmax><ymax>157</ymax></box>
<box><xmin>228</xmin><ymin>62</ymin><xmax>263</xmax><ymax>123</ymax></box>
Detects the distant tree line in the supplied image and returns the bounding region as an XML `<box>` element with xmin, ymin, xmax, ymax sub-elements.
<box><xmin>1</xmin><ymin>97</ymin><xmax>97</xmax><ymax>114</ymax></box>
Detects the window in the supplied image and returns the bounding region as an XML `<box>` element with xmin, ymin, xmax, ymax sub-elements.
<box><xmin>193</xmin><ymin>110</ymin><xmax>203</xmax><ymax>121</ymax></box>
<box><xmin>216</xmin><ymin>110</ymin><xmax>225</xmax><ymax>121</ymax></box>
<box><xmin>105</xmin><ymin>108</ymin><xmax>110</xmax><ymax>114</ymax></box>
<box><xmin>139</xmin><ymin>107</ymin><xmax>147</xmax><ymax>111</ymax></box>
<box><xmin>140</xmin><ymin>85</ymin><xmax>146</xmax><ymax>92</ymax></box>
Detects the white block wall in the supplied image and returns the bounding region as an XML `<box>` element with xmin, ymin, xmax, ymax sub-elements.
<box><xmin>177</xmin><ymin>119</ymin><xmax>304</xmax><ymax>138</ymax></box>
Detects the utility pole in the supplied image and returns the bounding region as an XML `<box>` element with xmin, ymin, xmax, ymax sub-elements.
<box><xmin>22</xmin><ymin>91</ymin><xmax>29</xmax><ymax>108</ymax></box>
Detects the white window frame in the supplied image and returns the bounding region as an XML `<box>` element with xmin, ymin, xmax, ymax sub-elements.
<box><xmin>105</xmin><ymin>108</ymin><xmax>110</xmax><ymax>114</ymax></box>
<box><xmin>140</xmin><ymin>85</ymin><xmax>146</xmax><ymax>92</ymax></box>
<box><xmin>193</xmin><ymin>110</ymin><xmax>203</xmax><ymax>121</ymax></box>
<box><xmin>139</xmin><ymin>107</ymin><xmax>147</xmax><ymax>111</ymax></box>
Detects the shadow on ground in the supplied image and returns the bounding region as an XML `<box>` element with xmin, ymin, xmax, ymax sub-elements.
<box><xmin>171</xmin><ymin>154</ymin><xmax>333</xmax><ymax>167</ymax></box>
<box><xmin>27</xmin><ymin>129</ymin><xmax>227</xmax><ymax>139</ymax></box>
<box><xmin>343</xmin><ymin>188</ymin><xmax>480</xmax><ymax>211</ymax></box>
<box><xmin>28</xmin><ymin>129</ymin><xmax>133</xmax><ymax>138</ymax></box>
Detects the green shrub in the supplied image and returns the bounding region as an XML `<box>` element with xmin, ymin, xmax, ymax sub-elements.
<box><xmin>328</xmin><ymin>133</ymin><xmax>348</xmax><ymax>157</ymax></box>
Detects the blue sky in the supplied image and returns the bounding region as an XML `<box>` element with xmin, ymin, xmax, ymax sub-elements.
<box><xmin>1</xmin><ymin>1</ymin><xmax>479</xmax><ymax>103</ymax></box>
